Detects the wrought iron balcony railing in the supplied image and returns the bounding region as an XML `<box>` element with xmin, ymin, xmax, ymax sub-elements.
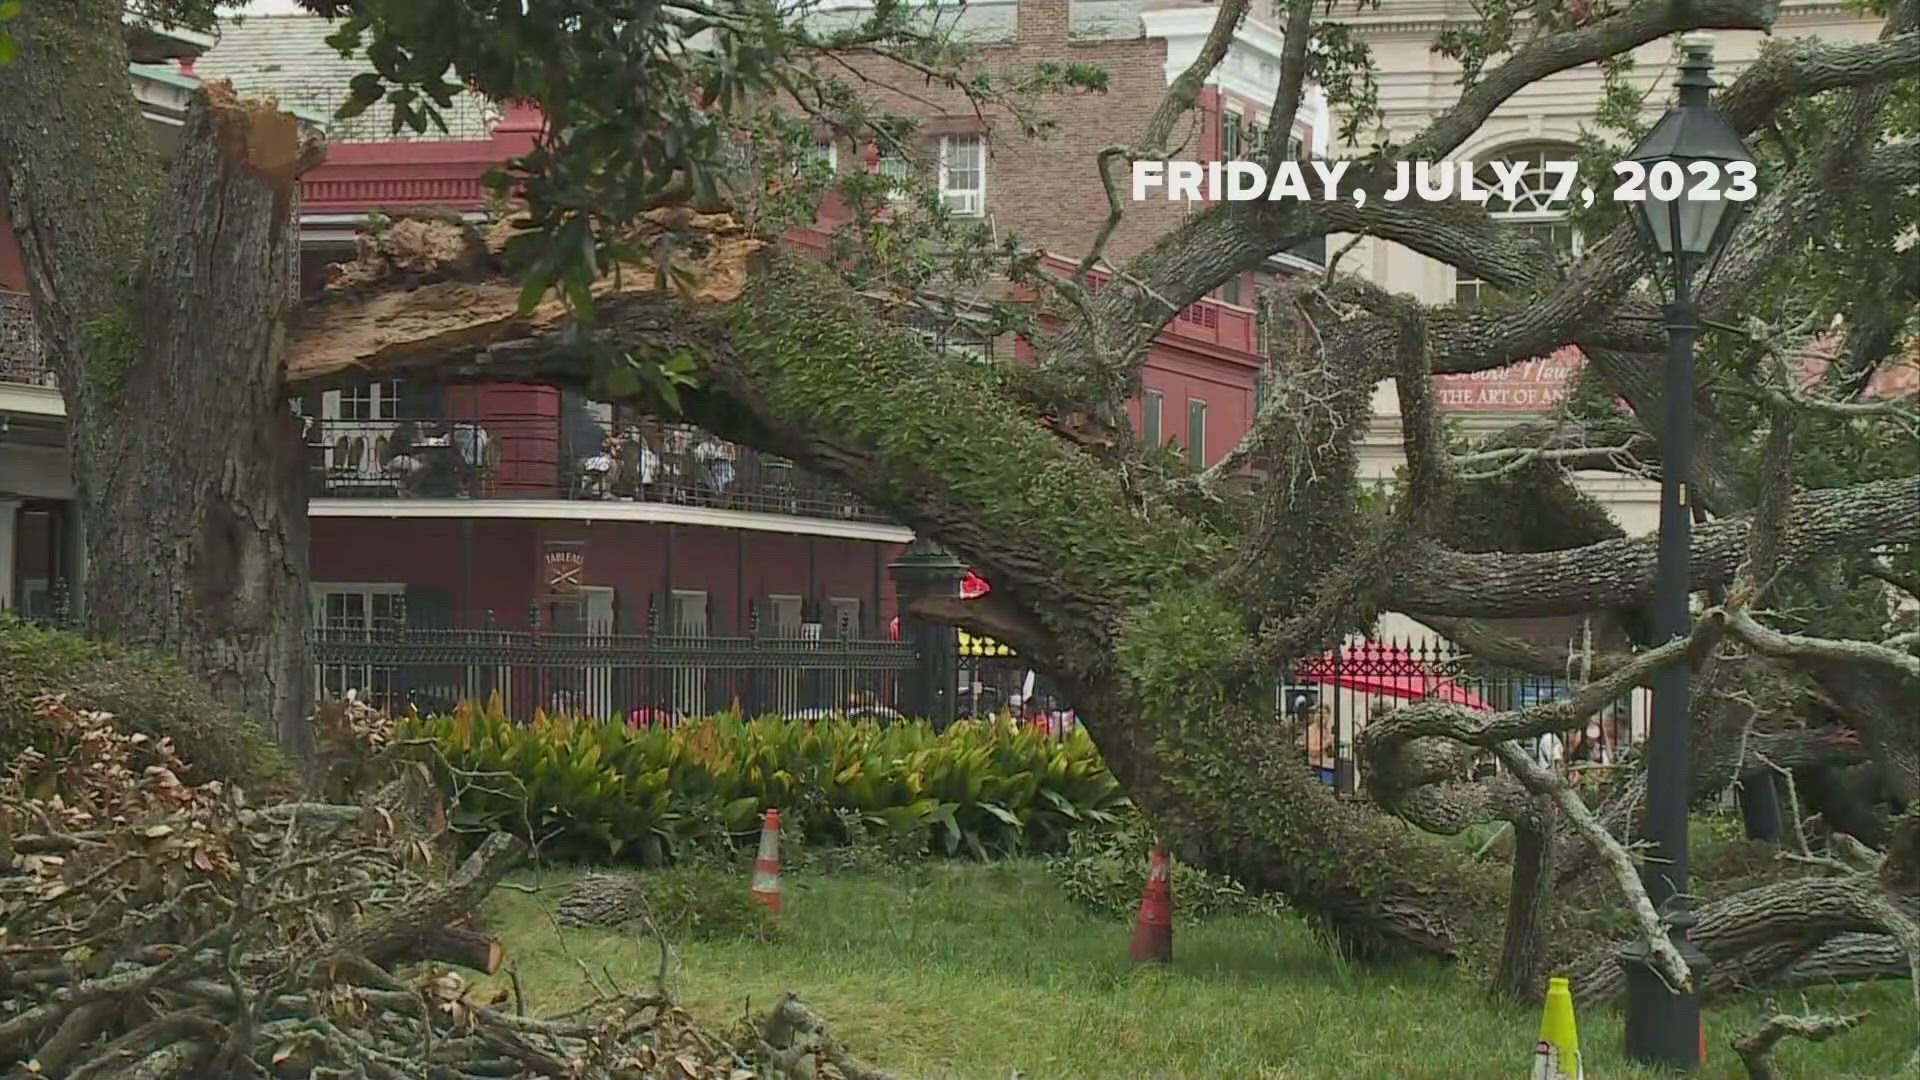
<box><xmin>0</xmin><ymin>292</ymin><xmax>55</xmax><ymax>389</ymax></box>
<box><xmin>302</xmin><ymin>413</ymin><xmax>892</xmax><ymax>525</ymax></box>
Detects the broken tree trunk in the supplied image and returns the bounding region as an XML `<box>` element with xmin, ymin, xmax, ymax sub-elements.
<box><xmin>0</xmin><ymin>7</ymin><xmax>325</xmax><ymax>764</ymax></box>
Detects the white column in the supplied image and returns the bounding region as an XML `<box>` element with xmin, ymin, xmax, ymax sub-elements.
<box><xmin>0</xmin><ymin>499</ymin><xmax>20</xmax><ymax>613</ymax></box>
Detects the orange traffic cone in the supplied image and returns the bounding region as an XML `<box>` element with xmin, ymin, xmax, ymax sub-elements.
<box><xmin>751</xmin><ymin>808</ymin><xmax>782</xmax><ymax>914</ymax></box>
<box><xmin>1129</xmin><ymin>845</ymin><xmax>1173</xmax><ymax>965</ymax></box>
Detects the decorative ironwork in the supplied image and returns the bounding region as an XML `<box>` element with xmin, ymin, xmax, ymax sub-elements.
<box><xmin>1277</xmin><ymin>636</ymin><xmax>1644</xmax><ymax>799</ymax></box>
<box><xmin>0</xmin><ymin>293</ymin><xmax>54</xmax><ymax>388</ymax></box>
<box><xmin>313</xmin><ymin>624</ymin><xmax>919</xmax><ymax>721</ymax></box>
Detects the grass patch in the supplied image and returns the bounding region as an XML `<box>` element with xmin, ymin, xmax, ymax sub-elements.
<box><xmin>480</xmin><ymin>860</ymin><xmax>1913</xmax><ymax>1079</ymax></box>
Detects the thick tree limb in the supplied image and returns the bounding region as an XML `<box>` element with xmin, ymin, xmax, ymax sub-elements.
<box><xmin>313</xmin><ymin>831</ymin><xmax>527</xmax><ymax>978</ymax></box>
<box><xmin>1382</xmin><ymin>477</ymin><xmax>1920</xmax><ymax>618</ymax></box>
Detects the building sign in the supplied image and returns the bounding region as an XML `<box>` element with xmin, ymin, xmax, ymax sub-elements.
<box><xmin>543</xmin><ymin>541</ymin><xmax>585</xmax><ymax>594</ymax></box>
<box><xmin>1433</xmin><ymin>345</ymin><xmax>1584</xmax><ymax>412</ymax></box>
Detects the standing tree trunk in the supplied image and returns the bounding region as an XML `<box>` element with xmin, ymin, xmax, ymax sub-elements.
<box><xmin>1493</xmin><ymin>814</ymin><xmax>1557</xmax><ymax>1001</ymax></box>
<box><xmin>0</xmin><ymin>2</ymin><xmax>323</xmax><ymax>762</ymax></box>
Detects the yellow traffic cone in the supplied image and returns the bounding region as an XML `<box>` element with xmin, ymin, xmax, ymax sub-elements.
<box><xmin>1531</xmin><ymin>975</ymin><xmax>1582</xmax><ymax>1079</ymax></box>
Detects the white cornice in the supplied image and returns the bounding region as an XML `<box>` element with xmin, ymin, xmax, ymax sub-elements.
<box><xmin>309</xmin><ymin>499</ymin><xmax>915</xmax><ymax>543</ymax></box>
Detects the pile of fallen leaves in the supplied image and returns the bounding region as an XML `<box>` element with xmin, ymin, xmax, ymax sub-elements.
<box><xmin>0</xmin><ymin>695</ymin><xmax>893</xmax><ymax>1079</ymax></box>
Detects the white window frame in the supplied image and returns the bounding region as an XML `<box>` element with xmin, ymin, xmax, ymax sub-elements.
<box><xmin>669</xmin><ymin>588</ymin><xmax>709</xmax><ymax>636</ymax></box>
<box><xmin>1187</xmin><ymin>398</ymin><xmax>1208</xmax><ymax>466</ymax></box>
<box><xmin>876</xmin><ymin>148</ymin><xmax>911</xmax><ymax>203</ymax></box>
<box><xmin>311</xmin><ymin>583</ymin><xmax>407</xmax><ymax>706</ymax></box>
<box><xmin>1451</xmin><ymin>146</ymin><xmax>1584</xmax><ymax>309</ymax></box>
<box><xmin>1142</xmin><ymin>390</ymin><xmax>1164</xmax><ymax>449</ymax></box>
<box><xmin>828</xmin><ymin>596</ymin><xmax>862</xmax><ymax>638</ymax></box>
<box><xmin>766</xmin><ymin>593</ymin><xmax>804</xmax><ymax>637</ymax></box>
<box><xmin>937</xmin><ymin>134</ymin><xmax>984</xmax><ymax>217</ymax></box>
<box><xmin>324</xmin><ymin>381</ymin><xmax>404</xmax><ymax>423</ymax></box>
<box><xmin>311</xmin><ymin>582</ymin><xmax>407</xmax><ymax>634</ymax></box>
<box><xmin>1222</xmin><ymin>106</ymin><xmax>1244</xmax><ymax>160</ymax></box>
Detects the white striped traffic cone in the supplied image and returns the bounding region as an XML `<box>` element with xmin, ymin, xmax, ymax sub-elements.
<box><xmin>751</xmin><ymin>808</ymin><xmax>782</xmax><ymax>914</ymax></box>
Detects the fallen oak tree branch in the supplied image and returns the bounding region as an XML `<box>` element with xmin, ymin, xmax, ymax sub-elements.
<box><xmin>1733</xmin><ymin>1011</ymin><xmax>1873</xmax><ymax>1080</ymax></box>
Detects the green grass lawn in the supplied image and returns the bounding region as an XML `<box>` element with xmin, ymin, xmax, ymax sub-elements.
<box><xmin>480</xmin><ymin>860</ymin><xmax>1915</xmax><ymax>1079</ymax></box>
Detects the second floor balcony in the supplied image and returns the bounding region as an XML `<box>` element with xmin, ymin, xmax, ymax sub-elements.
<box><xmin>299</xmin><ymin>385</ymin><xmax>889</xmax><ymax>525</ymax></box>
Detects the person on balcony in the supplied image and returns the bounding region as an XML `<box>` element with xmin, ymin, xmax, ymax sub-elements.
<box><xmin>381</xmin><ymin>420</ymin><xmax>433</xmax><ymax>496</ymax></box>
<box><xmin>564</xmin><ymin>401</ymin><xmax>615</xmax><ymax>498</ymax></box>
<box><xmin>449</xmin><ymin>418</ymin><xmax>491</xmax><ymax>497</ymax></box>
<box><xmin>694</xmin><ymin>434</ymin><xmax>736</xmax><ymax>502</ymax></box>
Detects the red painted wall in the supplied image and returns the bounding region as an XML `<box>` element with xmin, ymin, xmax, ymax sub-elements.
<box><xmin>0</xmin><ymin>205</ymin><xmax>25</xmax><ymax>292</ymax></box>
<box><xmin>309</xmin><ymin>516</ymin><xmax>905</xmax><ymax>634</ymax></box>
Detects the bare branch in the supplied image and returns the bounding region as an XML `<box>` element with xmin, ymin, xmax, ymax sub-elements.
<box><xmin>1494</xmin><ymin>739</ymin><xmax>1694</xmax><ymax>993</ymax></box>
<box><xmin>1733</xmin><ymin>1012</ymin><xmax>1872</xmax><ymax>1080</ymax></box>
<box><xmin>1724</xmin><ymin>609</ymin><xmax>1920</xmax><ymax>682</ymax></box>
<box><xmin>1258</xmin><ymin>0</ymin><xmax>1316</xmax><ymax>169</ymax></box>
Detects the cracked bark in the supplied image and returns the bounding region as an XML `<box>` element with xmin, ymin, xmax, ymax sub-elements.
<box><xmin>0</xmin><ymin>5</ymin><xmax>322</xmax><ymax>762</ymax></box>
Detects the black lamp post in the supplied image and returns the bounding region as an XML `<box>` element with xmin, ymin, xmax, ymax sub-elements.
<box><xmin>888</xmin><ymin>536</ymin><xmax>964</xmax><ymax>730</ymax></box>
<box><xmin>1617</xmin><ymin>34</ymin><xmax>1755</xmax><ymax>1071</ymax></box>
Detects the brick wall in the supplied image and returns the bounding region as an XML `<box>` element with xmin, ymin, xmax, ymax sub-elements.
<box><xmin>826</xmin><ymin>0</ymin><xmax>1184</xmax><ymax>261</ymax></box>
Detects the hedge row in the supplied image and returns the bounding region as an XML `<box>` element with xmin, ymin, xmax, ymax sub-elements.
<box><xmin>402</xmin><ymin>701</ymin><xmax>1126</xmax><ymax>864</ymax></box>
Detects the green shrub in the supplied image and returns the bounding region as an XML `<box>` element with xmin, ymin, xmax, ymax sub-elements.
<box><xmin>0</xmin><ymin>614</ymin><xmax>289</xmax><ymax>788</ymax></box>
<box><xmin>1051</xmin><ymin>804</ymin><xmax>1286</xmax><ymax>922</ymax></box>
<box><xmin>638</xmin><ymin>863</ymin><xmax>780</xmax><ymax>941</ymax></box>
<box><xmin>402</xmin><ymin>700</ymin><xmax>1126</xmax><ymax>865</ymax></box>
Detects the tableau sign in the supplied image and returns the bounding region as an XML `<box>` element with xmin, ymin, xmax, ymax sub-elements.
<box><xmin>1433</xmin><ymin>345</ymin><xmax>1584</xmax><ymax>412</ymax></box>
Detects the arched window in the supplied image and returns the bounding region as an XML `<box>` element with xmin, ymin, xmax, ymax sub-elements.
<box><xmin>1452</xmin><ymin>144</ymin><xmax>1583</xmax><ymax>309</ymax></box>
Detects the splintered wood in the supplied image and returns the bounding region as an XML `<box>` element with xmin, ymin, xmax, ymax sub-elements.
<box><xmin>286</xmin><ymin>210</ymin><xmax>762</xmax><ymax>389</ymax></box>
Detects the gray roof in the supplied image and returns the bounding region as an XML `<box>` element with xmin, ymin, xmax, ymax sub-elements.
<box><xmin>196</xmin><ymin>4</ymin><xmax>1145</xmax><ymax>143</ymax></box>
<box><xmin>194</xmin><ymin>15</ymin><xmax>500</xmax><ymax>142</ymax></box>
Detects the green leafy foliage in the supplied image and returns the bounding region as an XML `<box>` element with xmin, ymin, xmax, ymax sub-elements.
<box><xmin>0</xmin><ymin>0</ymin><xmax>20</xmax><ymax>66</ymax></box>
<box><xmin>1051</xmin><ymin>804</ymin><xmax>1286</xmax><ymax>922</ymax></box>
<box><xmin>404</xmin><ymin>699</ymin><xmax>1126</xmax><ymax>865</ymax></box>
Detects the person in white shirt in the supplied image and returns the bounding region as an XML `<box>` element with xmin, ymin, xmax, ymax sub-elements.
<box><xmin>1534</xmin><ymin>731</ymin><xmax>1566</xmax><ymax>769</ymax></box>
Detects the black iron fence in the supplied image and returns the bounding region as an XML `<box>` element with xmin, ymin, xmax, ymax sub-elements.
<box><xmin>301</xmin><ymin>413</ymin><xmax>888</xmax><ymax>524</ymax></box>
<box><xmin>1276</xmin><ymin>637</ymin><xmax>1646</xmax><ymax>796</ymax></box>
<box><xmin>314</xmin><ymin>626</ymin><xmax>919</xmax><ymax>722</ymax></box>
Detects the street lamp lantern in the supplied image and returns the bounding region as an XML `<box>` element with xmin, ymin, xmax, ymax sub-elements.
<box><xmin>1625</xmin><ymin>34</ymin><xmax>1757</xmax><ymax>282</ymax></box>
<box><xmin>1617</xmin><ymin>33</ymin><xmax>1754</xmax><ymax>1074</ymax></box>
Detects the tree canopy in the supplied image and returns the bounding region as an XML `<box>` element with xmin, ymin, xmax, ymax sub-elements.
<box><xmin>2</xmin><ymin>0</ymin><xmax>1917</xmax><ymax>1036</ymax></box>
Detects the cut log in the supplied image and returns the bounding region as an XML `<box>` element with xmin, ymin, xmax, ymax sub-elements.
<box><xmin>387</xmin><ymin>926</ymin><xmax>504</xmax><ymax>974</ymax></box>
<box><xmin>555</xmin><ymin>873</ymin><xmax>651</xmax><ymax>929</ymax></box>
<box><xmin>319</xmin><ymin>831</ymin><xmax>527</xmax><ymax>977</ymax></box>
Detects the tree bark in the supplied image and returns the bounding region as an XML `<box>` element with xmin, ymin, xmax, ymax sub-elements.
<box><xmin>0</xmin><ymin>5</ymin><xmax>324</xmax><ymax>762</ymax></box>
<box><xmin>1492</xmin><ymin>813</ymin><xmax>1556</xmax><ymax>1002</ymax></box>
<box><xmin>322</xmin><ymin>831</ymin><xmax>527</xmax><ymax>977</ymax></box>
